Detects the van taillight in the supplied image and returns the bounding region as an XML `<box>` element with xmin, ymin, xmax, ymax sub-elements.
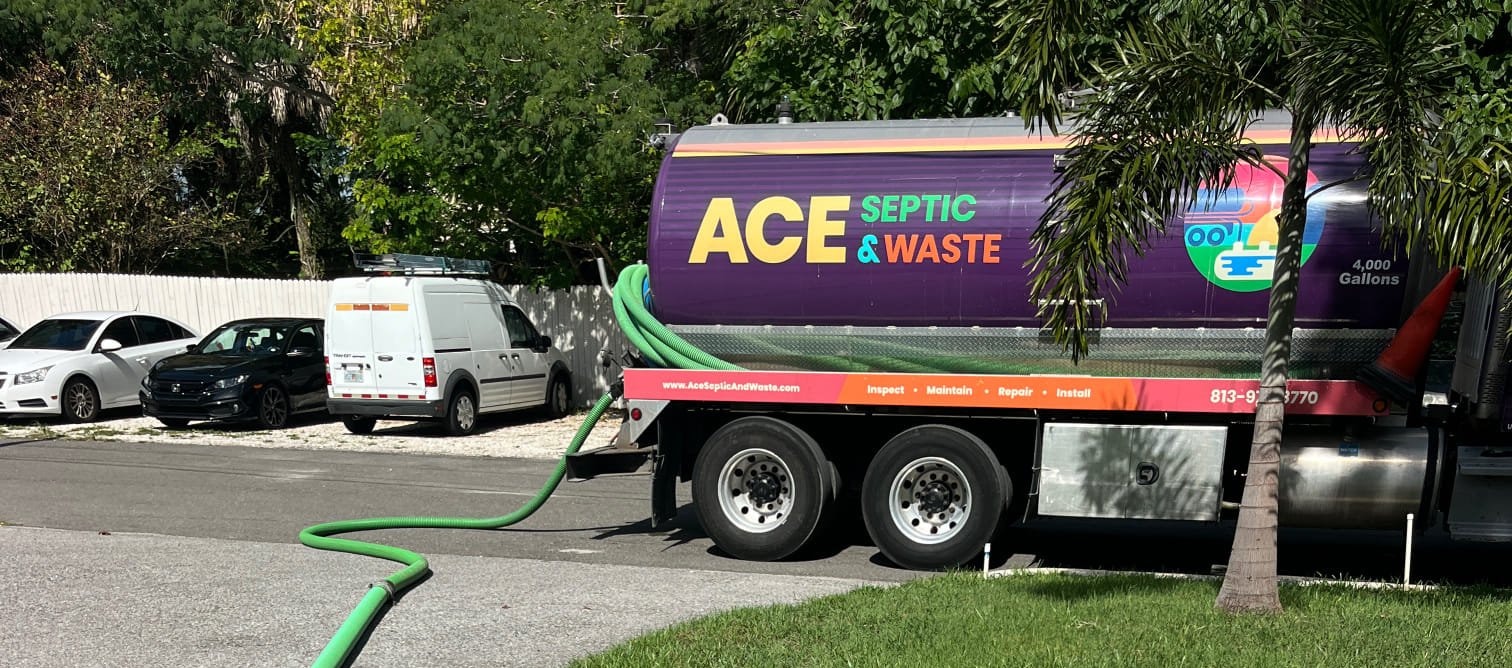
<box><xmin>324</xmin><ymin>356</ymin><xmax>331</xmax><ymax>386</ymax></box>
<box><xmin>423</xmin><ymin>357</ymin><xmax>437</xmax><ymax>387</ymax></box>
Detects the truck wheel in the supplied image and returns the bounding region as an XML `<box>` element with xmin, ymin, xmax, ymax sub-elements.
<box><xmin>692</xmin><ymin>416</ymin><xmax>837</xmax><ymax>562</ymax></box>
<box><xmin>444</xmin><ymin>388</ymin><xmax>478</xmax><ymax>436</ymax></box>
<box><xmin>342</xmin><ymin>416</ymin><xmax>377</xmax><ymax>435</ymax></box>
<box><xmin>862</xmin><ymin>424</ymin><xmax>1007</xmax><ymax>570</ymax></box>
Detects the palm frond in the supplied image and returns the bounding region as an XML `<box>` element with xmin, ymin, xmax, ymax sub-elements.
<box><xmin>1411</xmin><ymin>92</ymin><xmax>1512</xmax><ymax>293</ymax></box>
<box><xmin>1026</xmin><ymin>7</ymin><xmax>1279</xmax><ymax>360</ymax></box>
<box><xmin>995</xmin><ymin>0</ymin><xmax>1113</xmax><ymax>132</ymax></box>
<box><xmin>1291</xmin><ymin>0</ymin><xmax>1512</xmax><ymax>293</ymax></box>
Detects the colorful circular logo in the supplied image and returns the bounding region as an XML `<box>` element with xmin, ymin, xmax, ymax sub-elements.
<box><xmin>1183</xmin><ymin>157</ymin><xmax>1324</xmax><ymax>292</ymax></box>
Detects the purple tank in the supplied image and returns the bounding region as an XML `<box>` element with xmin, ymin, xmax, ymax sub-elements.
<box><xmin>646</xmin><ymin>117</ymin><xmax>1408</xmax><ymax>330</ymax></box>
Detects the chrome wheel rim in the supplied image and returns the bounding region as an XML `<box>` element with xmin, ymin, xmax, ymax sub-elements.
<box><xmin>67</xmin><ymin>383</ymin><xmax>95</xmax><ymax>420</ymax></box>
<box><xmin>261</xmin><ymin>388</ymin><xmax>287</xmax><ymax>426</ymax></box>
<box><xmin>888</xmin><ymin>456</ymin><xmax>972</xmax><ymax>545</ymax></box>
<box><xmin>456</xmin><ymin>395</ymin><xmax>475</xmax><ymax>432</ymax></box>
<box><xmin>552</xmin><ymin>381</ymin><xmax>569</xmax><ymax>414</ymax></box>
<box><xmin>717</xmin><ymin>448</ymin><xmax>793</xmax><ymax>534</ymax></box>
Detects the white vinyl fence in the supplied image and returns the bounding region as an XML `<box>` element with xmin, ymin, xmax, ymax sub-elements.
<box><xmin>0</xmin><ymin>273</ymin><xmax>629</xmax><ymax>408</ymax></box>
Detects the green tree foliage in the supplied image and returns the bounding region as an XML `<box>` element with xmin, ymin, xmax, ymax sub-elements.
<box><xmin>346</xmin><ymin>0</ymin><xmax>710</xmax><ymax>286</ymax></box>
<box><xmin>642</xmin><ymin>0</ymin><xmax>1012</xmax><ymax>122</ymax></box>
<box><xmin>4</xmin><ymin>0</ymin><xmax>349</xmax><ymax>278</ymax></box>
<box><xmin>0</xmin><ymin>55</ymin><xmax>244</xmax><ymax>272</ymax></box>
<box><xmin>285</xmin><ymin>0</ymin><xmax>436</xmax><ymax>142</ymax></box>
<box><xmin>1364</xmin><ymin>1</ymin><xmax>1512</xmax><ymax>288</ymax></box>
<box><xmin>0</xmin><ymin>1</ymin><xmax>43</xmax><ymax>77</ymax></box>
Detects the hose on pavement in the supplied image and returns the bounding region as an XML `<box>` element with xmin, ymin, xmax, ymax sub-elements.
<box><xmin>300</xmin><ymin>263</ymin><xmax>731</xmax><ymax>667</ymax></box>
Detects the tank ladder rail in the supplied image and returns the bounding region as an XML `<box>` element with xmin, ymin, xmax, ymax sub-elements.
<box><xmin>353</xmin><ymin>252</ymin><xmax>491</xmax><ymax>277</ymax></box>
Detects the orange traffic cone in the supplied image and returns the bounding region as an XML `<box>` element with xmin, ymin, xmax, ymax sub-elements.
<box><xmin>1357</xmin><ymin>267</ymin><xmax>1461</xmax><ymax>404</ymax></box>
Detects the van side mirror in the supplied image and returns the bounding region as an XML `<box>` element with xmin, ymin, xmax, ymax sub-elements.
<box><xmin>536</xmin><ymin>335</ymin><xmax>552</xmax><ymax>351</ymax></box>
<box><xmin>98</xmin><ymin>338</ymin><xmax>123</xmax><ymax>353</ymax></box>
<box><xmin>289</xmin><ymin>347</ymin><xmax>316</xmax><ymax>357</ymax></box>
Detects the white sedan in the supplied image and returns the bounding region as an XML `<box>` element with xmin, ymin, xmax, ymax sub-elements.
<box><xmin>0</xmin><ymin>311</ymin><xmax>198</xmax><ymax>422</ymax></box>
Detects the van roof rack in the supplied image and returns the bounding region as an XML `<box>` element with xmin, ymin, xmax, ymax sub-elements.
<box><xmin>353</xmin><ymin>252</ymin><xmax>492</xmax><ymax>276</ymax></box>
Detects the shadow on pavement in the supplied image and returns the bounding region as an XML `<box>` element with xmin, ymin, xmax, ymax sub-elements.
<box><xmin>591</xmin><ymin>504</ymin><xmax>707</xmax><ymax>552</ymax></box>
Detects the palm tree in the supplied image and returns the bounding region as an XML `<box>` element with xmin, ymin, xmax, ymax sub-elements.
<box><xmin>1000</xmin><ymin>0</ymin><xmax>1512</xmax><ymax>613</ymax></box>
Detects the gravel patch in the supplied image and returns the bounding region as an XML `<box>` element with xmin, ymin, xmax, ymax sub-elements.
<box><xmin>0</xmin><ymin>407</ymin><xmax>623</xmax><ymax>460</ymax></box>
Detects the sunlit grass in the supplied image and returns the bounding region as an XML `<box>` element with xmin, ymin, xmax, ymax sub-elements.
<box><xmin>576</xmin><ymin>573</ymin><xmax>1512</xmax><ymax>667</ymax></box>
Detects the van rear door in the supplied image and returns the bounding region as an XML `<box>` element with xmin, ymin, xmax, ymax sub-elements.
<box><xmin>328</xmin><ymin>279</ymin><xmax>427</xmax><ymax>400</ymax></box>
<box><xmin>367</xmin><ymin>280</ymin><xmax>426</xmax><ymax>397</ymax></box>
<box><xmin>328</xmin><ymin>280</ymin><xmax>378</xmax><ymax>398</ymax></box>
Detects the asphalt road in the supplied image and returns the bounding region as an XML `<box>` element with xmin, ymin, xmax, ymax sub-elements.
<box><xmin>0</xmin><ymin>437</ymin><xmax>921</xmax><ymax>668</ymax></box>
<box><xmin>3</xmin><ymin>436</ymin><xmax>1510</xmax><ymax>667</ymax></box>
<box><xmin>0</xmin><ymin>437</ymin><xmax>931</xmax><ymax>581</ymax></box>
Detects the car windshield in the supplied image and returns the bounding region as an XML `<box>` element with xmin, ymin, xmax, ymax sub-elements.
<box><xmin>7</xmin><ymin>319</ymin><xmax>104</xmax><ymax>351</ymax></box>
<box><xmin>195</xmin><ymin>323</ymin><xmax>293</xmax><ymax>356</ymax></box>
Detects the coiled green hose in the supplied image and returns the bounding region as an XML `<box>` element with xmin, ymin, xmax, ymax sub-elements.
<box><xmin>300</xmin><ymin>263</ymin><xmax>729</xmax><ymax>667</ymax></box>
<box><xmin>611</xmin><ymin>263</ymin><xmax>740</xmax><ymax>371</ymax></box>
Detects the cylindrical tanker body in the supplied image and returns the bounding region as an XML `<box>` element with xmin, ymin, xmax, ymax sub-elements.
<box><xmin>597</xmin><ymin>116</ymin><xmax>1512</xmax><ymax>572</ymax></box>
<box><xmin>647</xmin><ymin>117</ymin><xmax>1411</xmax><ymax>378</ymax></box>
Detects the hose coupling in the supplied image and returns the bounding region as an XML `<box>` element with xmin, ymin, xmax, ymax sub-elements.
<box><xmin>368</xmin><ymin>580</ymin><xmax>398</xmax><ymax>600</ymax></box>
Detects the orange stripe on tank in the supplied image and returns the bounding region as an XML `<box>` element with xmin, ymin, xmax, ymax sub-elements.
<box><xmin>672</xmin><ymin>128</ymin><xmax>1349</xmax><ymax>158</ymax></box>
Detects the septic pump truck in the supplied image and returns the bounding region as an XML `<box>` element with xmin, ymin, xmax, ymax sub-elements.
<box><xmin>569</xmin><ymin>114</ymin><xmax>1512</xmax><ymax>572</ymax></box>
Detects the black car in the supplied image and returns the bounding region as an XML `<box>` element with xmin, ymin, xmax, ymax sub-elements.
<box><xmin>141</xmin><ymin>317</ymin><xmax>326</xmax><ymax>429</ymax></box>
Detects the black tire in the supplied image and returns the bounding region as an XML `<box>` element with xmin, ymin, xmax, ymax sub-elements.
<box><xmin>62</xmin><ymin>377</ymin><xmax>100</xmax><ymax>423</ymax></box>
<box><xmin>691</xmin><ymin>416</ymin><xmax>837</xmax><ymax>562</ymax></box>
<box><xmin>862</xmin><ymin>424</ymin><xmax>1008</xmax><ymax>571</ymax></box>
<box><xmin>256</xmin><ymin>385</ymin><xmax>290</xmax><ymax>429</ymax></box>
<box><xmin>342</xmin><ymin>416</ymin><xmax>377</xmax><ymax>435</ymax></box>
<box><xmin>157</xmin><ymin>418</ymin><xmax>191</xmax><ymax>429</ymax></box>
<box><xmin>444</xmin><ymin>387</ymin><xmax>478</xmax><ymax>436</ymax></box>
<box><xmin>544</xmin><ymin>371</ymin><xmax>571</xmax><ymax>419</ymax></box>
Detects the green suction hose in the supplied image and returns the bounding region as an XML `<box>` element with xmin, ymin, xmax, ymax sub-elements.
<box><xmin>300</xmin><ymin>393</ymin><xmax>615</xmax><ymax>667</ymax></box>
<box><xmin>612</xmin><ymin>263</ymin><xmax>740</xmax><ymax>371</ymax></box>
<box><xmin>300</xmin><ymin>263</ymin><xmax>732</xmax><ymax>667</ymax></box>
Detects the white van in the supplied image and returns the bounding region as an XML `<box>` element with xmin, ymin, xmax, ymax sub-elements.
<box><xmin>324</xmin><ymin>254</ymin><xmax>572</xmax><ymax>436</ymax></box>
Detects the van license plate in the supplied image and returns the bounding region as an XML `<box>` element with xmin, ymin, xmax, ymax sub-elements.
<box><xmin>343</xmin><ymin>371</ymin><xmax>363</xmax><ymax>383</ymax></box>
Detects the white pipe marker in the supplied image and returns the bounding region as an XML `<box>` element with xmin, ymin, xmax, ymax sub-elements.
<box><xmin>1404</xmin><ymin>513</ymin><xmax>1415</xmax><ymax>587</ymax></box>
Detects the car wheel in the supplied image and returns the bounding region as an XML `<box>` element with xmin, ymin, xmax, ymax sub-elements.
<box><xmin>256</xmin><ymin>385</ymin><xmax>290</xmax><ymax>429</ymax></box>
<box><xmin>444</xmin><ymin>388</ymin><xmax>477</xmax><ymax>436</ymax></box>
<box><xmin>158</xmin><ymin>418</ymin><xmax>190</xmax><ymax>429</ymax></box>
<box><xmin>545</xmin><ymin>372</ymin><xmax>571</xmax><ymax>419</ymax></box>
<box><xmin>861</xmin><ymin>425</ymin><xmax>1007</xmax><ymax>571</ymax></box>
<box><xmin>691</xmin><ymin>416</ymin><xmax>838</xmax><ymax>562</ymax></box>
<box><xmin>342</xmin><ymin>416</ymin><xmax>377</xmax><ymax>435</ymax></box>
<box><xmin>62</xmin><ymin>377</ymin><xmax>100</xmax><ymax>423</ymax></box>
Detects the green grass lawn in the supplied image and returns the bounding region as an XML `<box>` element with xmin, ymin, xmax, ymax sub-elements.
<box><xmin>574</xmin><ymin>573</ymin><xmax>1512</xmax><ymax>668</ymax></box>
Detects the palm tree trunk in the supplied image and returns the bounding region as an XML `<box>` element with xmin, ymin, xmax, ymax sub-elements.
<box><xmin>1214</xmin><ymin>114</ymin><xmax>1315</xmax><ymax>614</ymax></box>
<box><xmin>278</xmin><ymin>131</ymin><xmax>321</xmax><ymax>280</ymax></box>
<box><xmin>291</xmin><ymin>174</ymin><xmax>320</xmax><ymax>280</ymax></box>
